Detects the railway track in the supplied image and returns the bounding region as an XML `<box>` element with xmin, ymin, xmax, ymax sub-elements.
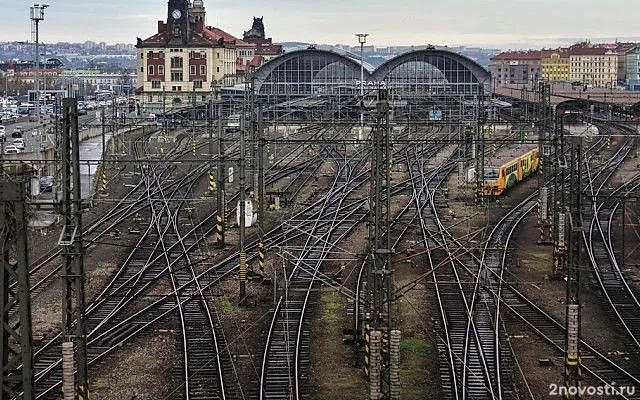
<box><xmin>482</xmin><ymin>193</ymin><xmax>640</xmax><ymax>399</ymax></box>
<box><xmin>260</xmin><ymin>145</ymin><xmax>369</xmax><ymax>399</ymax></box>
<box><xmin>24</xmin><ymin>128</ymin><xmax>208</xmax><ymax>295</ymax></box>
<box><xmin>581</xmin><ymin>123</ymin><xmax>640</xmax><ymax>349</ymax></box>
<box><xmin>402</xmin><ymin>143</ymin><xmax>516</xmax><ymax>400</ymax></box>
<box><xmin>394</xmin><ymin>121</ymin><xmax>638</xmax><ymax>398</ymax></box>
<box><xmin>434</xmin><ymin>125</ymin><xmax>640</xmax><ymax>397</ymax></box>
<box><xmin>32</xmin><ymin>137</ymin><xmax>213</xmax><ymax>399</ymax></box>
<box><xmin>28</xmin><ymin>125</ymin><xmax>370</xmax><ymax>398</ymax></box>
<box><xmin>472</xmin><ymin>123</ymin><xmax>640</xmax><ymax>398</ymax></box>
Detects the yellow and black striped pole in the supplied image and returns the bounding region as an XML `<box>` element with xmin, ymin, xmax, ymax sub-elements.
<box><xmin>99</xmin><ymin>166</ymin><xmax>107</xmax><ymax>194</ymax></box>
<box><xmin>363</xmin><ymin>321</ymin><xmax>371</xmax><ymax>377</ymax></box>
<box><xmin>258</xmin><ymin>242</ymin><xmax>266</xmax><ymax>277</ymax></box>
<box><xmin>78</xmin><ymin>385</ymin><xmax>88</xmax><ymax>400</ymax></box>
<box><xmin>239</xmin><ymin>251</ymin><xmax>247</xmax><ymax>297</ymax></box>
<box><xmin>216</xmin><ymin>214</ymin><xmax>224</xmax><ymax>247</ymax></box>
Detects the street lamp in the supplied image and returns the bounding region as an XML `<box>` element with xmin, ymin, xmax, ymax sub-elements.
<box><xmin>30</xmin><ymin>3</ymin><xmax>49</xmax><ymax>130</ymax></box>
<box><xmin>356</xmin><ymin>33</ymin><xmax>368</xmax><ymax>141</ymax></box>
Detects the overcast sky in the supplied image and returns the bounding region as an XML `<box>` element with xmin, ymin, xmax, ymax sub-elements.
<box><xmin>1</xmin><ymin>0</ymin><xmax>638</xmax><ymax>49</ymax></box>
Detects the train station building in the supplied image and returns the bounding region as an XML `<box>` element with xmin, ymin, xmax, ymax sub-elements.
<box><xmin>135</xmin><ymin>0</ymin><xmax>282</xmax><ymax>113</ymax></box>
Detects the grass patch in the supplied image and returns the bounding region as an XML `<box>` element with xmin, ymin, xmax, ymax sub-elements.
<box><xmin>314</xmin><ymin>291</ymin><xmax>368</xmax><ymax>400</ymax></box>
<box><xmin>400</xmin><ymin>337</ymin><xmax>430</xmax><ymax>399</ymax></box>
<box><xmin>216</xmin><ymin>296</ymin><xmax>245</xmax><ymax>317</ymax></box>
<box><xmin>520</xmin><ymin>249</ymin><xmax>553</xmax><ymax>274</ymax></box>
<box><xmin>91</xmin><ymin>378</ymin><xmax>108</xmax><ymax>390</ymax></box>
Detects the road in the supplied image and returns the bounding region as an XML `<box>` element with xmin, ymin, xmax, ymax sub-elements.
<box><xmin>79</xmin><ymin>132</ymin><xmax>112</xmax><ymax>198</ymax></box>
<box><xmin>2</xmin><ymin>114</ymin><xmax>99</xmax><ymax>153</ymax></box>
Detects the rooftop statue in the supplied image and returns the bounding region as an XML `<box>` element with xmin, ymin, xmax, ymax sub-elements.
<box><xmin>243</xmin><ymin>17</ymin><xmax>265</xmax><ymax>40</ymax></box>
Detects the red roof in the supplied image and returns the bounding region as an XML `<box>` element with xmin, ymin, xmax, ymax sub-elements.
<box><xmin>236</xmin><ymin>55</ymin><xmax>264</xmax><ymax>73</ymax></box>
<box><xmin>249</xmin><ymin>55</ymin><xmax>263</xmax><ymax>67</ymax></box>
<box><xmin>490</xmin><ymin>50</ymin><xmax>548</xmax><ymax>61</ymax></box>
<box><xmin>490</xmin><ymin>42</ymin><xmax>640</xmax><ymax>61</ymax></box>
<box><xmin>137</xmin><ymin>21</ymin><xmax>249</xmax><ymax>48</ymax></box>
<box><xmin>203</xmin><ymin>26</ymin><xmax>251</xmax><ymax>46</ymax></box>
<box><xmin>566</xmin><ymin>46</ymin><xmax>616</xmax><ymax>56</ymax></box>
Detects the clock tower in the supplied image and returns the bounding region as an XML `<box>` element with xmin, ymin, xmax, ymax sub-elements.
<box><xmin>167</xmin><ymin>0</ymin><xmax>189</xmax><ymax>43</ymax></box>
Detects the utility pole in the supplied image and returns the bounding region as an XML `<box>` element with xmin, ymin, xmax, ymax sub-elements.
<box><xmin>474</xmin><ymin>86</ymin><xmax>485</xmax><ymax>203</ymax></box>
<box><xmin>162</xmin><ymin>86</ymin><xmax>166</xmax><ymax>137</ymax></box>
<box><xmin>257</xmin><ymin>106</ymin><xmax>266</xmax><ymax>277</ymax></box>
<box><xmin>100</xmin><ymin>105</ymin><xmax>106</xmax><ymax>154</ymax></box>
<box><xmin>192</xmin><ymin>87</ymin><xmax>196</xmax><ymax>156</ymax></box>
<box><xmin>238</xmin><ymin>79</ymin><xmax>248</xmax><ymax>302</ymax></box>
<box><xmin>356</xmin><ymin>33</ymin><xmax>368</xmax><ymax>142</ymax></box>
<box><xmin>59</xmin><ymin>98</ymin><xmax>89</xmax><ymax>400</ymax></box>
<box><xmin>207</xmin><ymin>98</ymin><xmax>215</xmax><ymax>194</ymax></box>
<box><xmin>0</xmin><ymin>181</ymin><xmax>35</xmax><ymax>400</ymax></box>
<box><xmin>536</xmin><ymin>82</ymin><xmax>554</xmax><ymax>245</ymax></box>
<box><xmin>216</xmin><ymin>98</ymin><xmax>225</xmax><ymax>247</ymax></box>
<box><xmin>564</xmin><ymin>135</ymin><xmax>583</xmax><ymax>399</ymax></box>
<box><xmin>111</xmin><ymin>95</ymin><xmax>117</xmax><ymax>156</ymax></box>
<box><xmin>365</xmin><ymin>88</ymin><xmax>399</xmax><ymax>400</ymax></box>
<box><xmin>250</xmin><ymin>76</ymin><xmax>257</xmax><ymax>193</ymax></box>
<box><xmin>30</xmin><ymin>4</ymin><xmax>49</xmax><ymax>133</ymax></box>
<box><xmin>553</xmin><ymin>111</ymin><xmax>568</xmax><ymax>276</ymax></box>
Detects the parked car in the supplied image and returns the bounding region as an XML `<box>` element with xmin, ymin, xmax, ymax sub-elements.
<box><xmin>12</xmin><ymin>138</ymin><xmax>24</xmax><ymax>150</ymax></box>
<box><xmin>39</xmin><ymin>175</ymin><xmax>54</xmax><ymax>192</ymax></box>
<box><xmin>0</xmin><ymin>125</ymin><xmax>5</xmax><ymax>140</ymax></box>
<box><xmin>12</xmin><ymin>126</ymin><xmax>23</xmax><ymax>138</ymax></box>
<box><xmin>4</xmin><ymin>145</ymin><xmax>20</xmax><ymax>154</ymax></box>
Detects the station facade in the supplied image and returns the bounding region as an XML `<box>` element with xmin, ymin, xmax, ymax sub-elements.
<box><xmin>135</xmin><ymin>2</ymin><xmax>490</xmax><ymax>120</ymax></box>
<box><xmin>135</xmin><ymin>0</ymin><xmax>282</xmax><ymax>113</ymax></box>
<box><xmin>251</xmin><ymin>48</ymin><xmax>490</xmax><ymax>122</ymax></box>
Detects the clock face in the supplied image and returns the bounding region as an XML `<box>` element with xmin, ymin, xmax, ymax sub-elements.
<box><xmin>172</xmin><ymin>9</ymin><xmax>182</xmax><ymax>19</ymax></box>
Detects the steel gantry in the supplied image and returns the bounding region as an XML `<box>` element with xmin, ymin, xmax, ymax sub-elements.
<box><xmin>553</xmin><ymin>109</ymin><xmax>569</xmax><ymax>276</ymax></box>
<box><xmin>536</xmin><ymin>82</ymin><xmax>555</xmax><ymax>245</ymax></box>
<box><xmin>0</xmin><ymin>181</ymin><xmax>34</xmax><ymax>400</ymax></box>
<box><xmin>365</xmin><ymin>89</ymin><xmax>401</xmax><ymax>400</ymax></box>
<box><xmin>564</xmin><ymin>135</ymin><xmax>583</xmax><ymax>399</ymax></box>
<box><xmin>59</xmin><ymin>98</ymin><xmax>89</xmax><ymax>400</ymax></box>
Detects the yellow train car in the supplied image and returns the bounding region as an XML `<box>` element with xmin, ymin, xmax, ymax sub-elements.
<box><xmin>482</xmin><ymin>146</ymin><xmax>540</xmax><ymax>196</ymax></box>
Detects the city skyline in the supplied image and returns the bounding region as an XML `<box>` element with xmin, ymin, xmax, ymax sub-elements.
<box><xmin>0</xmin><ymin>0</ymin><xmax>638</xmax><ymax>50</ymax></box>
